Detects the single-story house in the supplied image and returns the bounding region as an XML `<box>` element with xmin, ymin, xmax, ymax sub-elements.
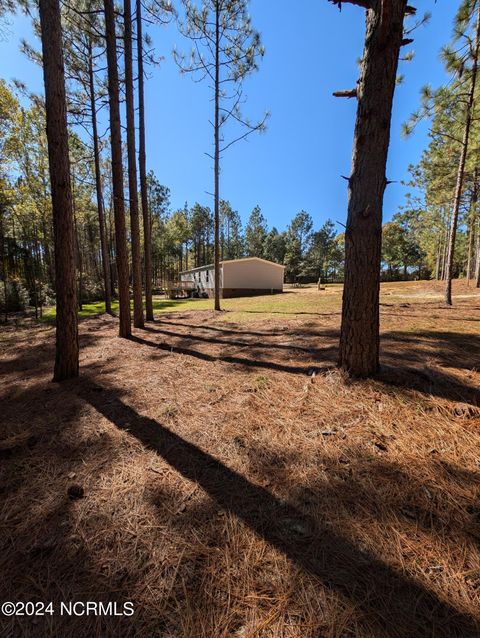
<box><xmin>180</xmin><ymin>257</ymin><xmax>285</xmax><ymax>298</ymax></box>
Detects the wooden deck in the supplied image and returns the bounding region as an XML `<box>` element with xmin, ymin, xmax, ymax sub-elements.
<box><xmin>164</xmin><ymin>280</ymin><xmax>197</xmax><ymax>299</ymax></box>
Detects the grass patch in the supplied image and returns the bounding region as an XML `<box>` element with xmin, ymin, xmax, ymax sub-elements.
<box><xmin>39</xmin><ymin>285</ymin><xmax>344</xmax><ymax>324</ymax></box>
<box><xmin>37</xmin><ymin>280</ymin><xmax>479</xmax><ymax>326</ymax></box>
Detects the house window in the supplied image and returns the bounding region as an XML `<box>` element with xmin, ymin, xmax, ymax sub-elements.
<box><xmin>206</xmin><ymin>269</ymin><xmax>209</xmax><ymax>283</ymax></box>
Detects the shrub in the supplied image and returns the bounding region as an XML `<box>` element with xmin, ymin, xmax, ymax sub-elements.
<box><xmin>0</xmin><ymin>279</ymin><xmax>30</xmax><ymax>313</ymax></box>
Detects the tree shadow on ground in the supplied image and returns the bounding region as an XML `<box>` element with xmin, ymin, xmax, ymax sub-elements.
<box><xmin>157</xmin><ymin>318</ymin><xmax>336</xmax><ymax>339</ymax></box>
<box><xmin>80</xmin><ymin>381</ymin><xmax>480</xmax><ymax>638</ymax></box>
<box><xmin>133</xmin><ymin>320</ymin><xmax>480</xmax><ymax>406</ymax></box>
<box><xmin>382</xmin><ymin>330</ymin><xmax>480</xmax><ymax>373</ymax></box>
<box><xmin>142</xmin><ymin>324</ymin><xmax>337</xmax><ymax>355</ymax></box>
<box><xmin>129</xmin><ymin>335</ymin><xmax>335</xmax><ymax>375</ymax></box>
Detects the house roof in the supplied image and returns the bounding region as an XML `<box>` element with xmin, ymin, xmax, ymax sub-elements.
<box><xmin>180</xmin><ymin>257</ymin><xmax>285</xmax><ymax>275</ymax></box>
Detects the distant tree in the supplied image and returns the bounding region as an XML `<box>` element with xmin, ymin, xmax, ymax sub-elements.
<box><xmin>305</xmin><ymin>219</ymin><xmax>337</xmax><ymax>281</ymax></box>
<box><xmin>283</xmin><ymin>238</ymin><xmax>302</xmax><ymax>283</ymax></box>
<box><xmin>104</xmin><ymin>0</ymin><xmax>131</xmax><ymax>337</ymax></box>
<box><xmin>59</xmin><ymin>1</ymin><xmax>113</xmax><ymax>316</ymax></box>
<box><xmin>382</xmin><ymin>222</ymin><xmax>405</xmax><ymax>278</ymax></box>
<box><xmin>289</xmin><ymin>210</ymin><xmax>313</xmax><ymax>256</ymax></box>
<box><xmin>329</xmin><ymin>0</ymin><xmax>414</xmax><ymax>377</ymax></box>
<box><xmin>330</xmin><ymin>233</ymin><xmax>345</xmax><ymax>280</ymax></box>
<box><xmin>147</xmin><ymin>175</ymin><xmax>172</xmax><ymax>282</ymax></box>
<box><xmin>283</xmin><ymin>211</ymin><xmax>313</xmax><ymax>281</ymax></box>
<box><xmin>86</xmin><ymin>34</ymin><xmax>112</xmax><ymax>315</ymax></box>
<box><xmin>190</xmin><ymin>202</ymin><xmax>213</xmax><ymax>267</ymax></box>
<box><xmin>263</xmin><ymin>227</ymin><xmax>286</xmax><ymax>264</ymax></box>
<box><xmin>245</xmin><ymin>205</ymin><xmax>267</xmax><ymax>257</ymax></box>
<box><xmin>405</xmin><ymin>1</ymin><xmax>480</xmax><ymax>299</ymax></box>
<box><xmin>220</xmin><ymin>200</ymin><xmax>244</xmax><ymax>260</ymax></box>
<box><xmin>168</xmin><ymin>206</ymin><xmax>191</xmax><ymax>273</ymax></box>
<box><xmin>176</xmin><ymin>0</ymin><xmax>267</xmax><ymax>311</ymax></box>
<box><xmin>442</xmin><ymin>1</ymin><xmax>480</xmax><ymax>303</ymax></box>
<box><xmin>124</xmin><ymin>0</ymin><xmax>144</xmax><ymax>328</ymax></box>
<box><xmin>137</xmin><ymin>0</ymin><xmax>153</xmax><ymax>319</ymax></box>
<box><xmin>38</xmin><ymin>0</ymin><xmax>79</xmax><ymax>380</ymax></box>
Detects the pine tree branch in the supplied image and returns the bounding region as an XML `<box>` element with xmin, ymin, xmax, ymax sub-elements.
<box><xmin>333</xmin><ymin>89</ymin><xmax>358</xmax><ymax>98</ymax></box>
<box><xmin>328</xmin><ymin>0</ymin><xmax>372</xmax><ymax>10</ymax></box>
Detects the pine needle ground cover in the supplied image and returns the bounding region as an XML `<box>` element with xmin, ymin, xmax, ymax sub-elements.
<box><xmin>1</xmin><ymin>280</ymin><xmax>480</xmax><ymax>637</ymax></box>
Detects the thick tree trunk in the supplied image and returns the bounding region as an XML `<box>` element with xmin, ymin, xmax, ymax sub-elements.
<box><xmin>124</xmin><ymin>0</ymin><xmax>144</xmax><ymax>329</ymax></box>
<box><xmin>39</xmin><ymin>0</ymin><xmax>79</xmax><ymax>381</ymax></box>
<box><xmin>88</xmin><ymin>39</ymin><xmax>112</xmax><ymax>315</ymax></box>
<box><xmin>444</xmin><ymin>6</ymin><xmax>480</xmax><ymax>305</ymax></box>
<box><xmin>339</xmin><ymin>0</ymin><xmax>406</xmax><ymax>377</ymax></box>
<box><xmin>137</xmin><ymin>0</ymin><xmax>154</xmax><ymax>321</ymax></box>
<box><xmin>213</xmin><ymin>2</ymin><xmax>221</xmax><ymax>311</ymax></box>
<box><xmin>104</xmin><ymin>0</ymin><xmax>131</xmax><ymax>337</ymax></box>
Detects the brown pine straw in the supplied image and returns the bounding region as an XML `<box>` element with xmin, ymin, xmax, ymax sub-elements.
<box><xmin>0</xmin><ymin>280</ymin><xmax>479</xmax><ymax>637</ymax></box>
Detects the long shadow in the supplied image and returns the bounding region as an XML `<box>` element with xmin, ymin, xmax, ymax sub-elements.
<box><xmin>382</xmin><ymin>330</ymin><xmax>480</xmax><ymax>374</ymax></box>
<box><xmin>81</xmin><ymin>382</ymin><xmax>480</xmax><ymax>638</ymax></box>
<box><xmin>376</xmin><ymin>364</ymin><xmax>480</xmax><ymax>407</ymax></box>
<box><xmin>381</xmin><ymin>311</ymin><xmax>480</xmax><ymax>323</ymax></box>
<box><xmin>132</xmin><ymin>330</ymin><xmax>480</xmax><ymax>405</ymax></box>
<box><xmin>158</xmin><ymin>319</ymin><xmax>339</xmax><ymax>340</ymax></box>
<box><xmin>131</xmin><ymin>330</ymin><xmax>480</xmax><ymax>404</ymax></box>
<box><xmin>129</xmin><ymin>335</ymin><xmax>335</xmax><ymax>375</ymax></box>
<box><xmin>242</xmin><ymin>310</ymin><xmax>341</xmax><ymax>316</ymax></box>
<box><xmin>142</xmin><ymin>325</ymin><xmax>336</xmax><ymax>355</ymax></box>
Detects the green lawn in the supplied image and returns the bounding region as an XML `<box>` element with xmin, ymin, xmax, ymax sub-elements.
<box><xmin>40</xmin><ymin>281</ymin><xmax>469</xmax><ymax>325</ymax></box>
<box><xmin>39</xmin><ymin>285</ymin><xmax>344</xmax><ymax>324</ymax></box>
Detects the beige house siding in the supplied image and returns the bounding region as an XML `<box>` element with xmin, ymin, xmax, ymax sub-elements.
<box><xmin>223</xmin><ymin>259</ymin><xmax>284</xmax><ymax>291</ymax></box>
<box><xmin>180</xmin><ymin>258</ymin><xmax>284</xmax><ymax>298</ymax></box>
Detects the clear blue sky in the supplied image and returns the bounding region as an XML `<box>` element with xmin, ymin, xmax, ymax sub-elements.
<box><xmin>0</xmin><ymin>1</ymin><xmax>458</xmax><ymax>233</ymax></box>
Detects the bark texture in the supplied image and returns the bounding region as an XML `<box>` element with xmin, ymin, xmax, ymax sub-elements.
<box><xmin>124</xmin><ymin>0</ymin><xmax>144</xmax><ymax>328</ymax></box>
<box><xmin>104</xmin><ymin>0</ymin><xmax>131</xmax><ymax>337</ymax></box>
<box><xmin>136</xmin><ymin>0</ymin><xmax>154</xmax><ymax>321</ymax></box>
<box><xmin>339</xmin><ymin>0</ymin><xmax>406</xmax><ymax>377</ymax></box>
<box><xmin>39</xmin><ymin>0</ymin><xmax>79</xmax><ymax>381</ymax></box>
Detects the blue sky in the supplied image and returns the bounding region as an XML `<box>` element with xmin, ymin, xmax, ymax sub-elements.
<box><xmin>0</xmin><ymin>1</ymin><xmax>458</xmax><ymax>233</ymax></box>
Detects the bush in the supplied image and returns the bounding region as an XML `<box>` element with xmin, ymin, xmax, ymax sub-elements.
<box><xmin>0</xmin><ymin>279</ymin><xmax>30</xmax><ymax>313</ymax></box>
<box><xmin>80</xmin><ymin>277</ymin><xmax>104</xmax><ymax>303</ymax></box>
<box><xmin>37</xmin><ymin>283</ymin><xmax>55</xmax><ymax>307</ymax></box>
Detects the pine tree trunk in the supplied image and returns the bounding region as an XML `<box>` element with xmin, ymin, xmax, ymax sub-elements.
<box><xmin>39</xmin><ymin>0</ymin><xmax>79</xmax><ymax>381</ymax></box>
<box><xmin>0</xmin><ymin>209</ymin><xmax>8</xmax><ymax>323</ymax></box>
<box><xmin>339</xmin><ymin>0</ymin><xmax>406</xmax><ymax>377</ymax></box>
<box><xmin>104</xmin><ymin>0</ymin><xmax>131</xmax><ymax>337</ymax></box>
<box><xmin>124</xmin><ymin>0</ymin><xmax>144</xmax><ymax>328</ymax></box>
<box><xmin>445</xmin><ymin>6</ymin><xmax>480</xmax><ymax>305</ymax></box>
<box><xmin>467</xmin><ymin>173</ymin><xmax>478</xmax><ymax>285</ymax></box>
<box><xmin>475</xmin><ymin>221</ymin><xmax>480</xmax><ymax>287</ymax></box>
<box><xmin>136</xmin><ymin>0</ymin><xmax>154</xmax><ymax>321</ymax></box>
<box><xmin>434</xmin><ymin>237</ymin><xmax>441</xmax><ymax>280</ymax></box>
<box><xmin>466</xmin><ymin>219</ymin><xmax>474</xmax><ymax>285</ymax></box>
<box><xmin>213</xmin><ymin>1</ymin><xmax>221</xmax><ymax>312</ymax></box>
<box><xmin>73</xmin><ymin>203</ymin><xmax>83</xmax><ymax>311</ymax></box>
<box><xmin>88</xmin><ymin>39</ymin><xmax>112</xmax><ymax>315</ymax></box>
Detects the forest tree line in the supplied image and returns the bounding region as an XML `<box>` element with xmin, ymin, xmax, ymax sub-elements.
<box><xmin>1</xmin><ymin>0</ymin><xmax>479</xmax><ymax>380</ymax></box>
<box><xmin>2</xmin><ymin>71</ymin><xmax>477</xmax><ymax>320</ymax></box>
